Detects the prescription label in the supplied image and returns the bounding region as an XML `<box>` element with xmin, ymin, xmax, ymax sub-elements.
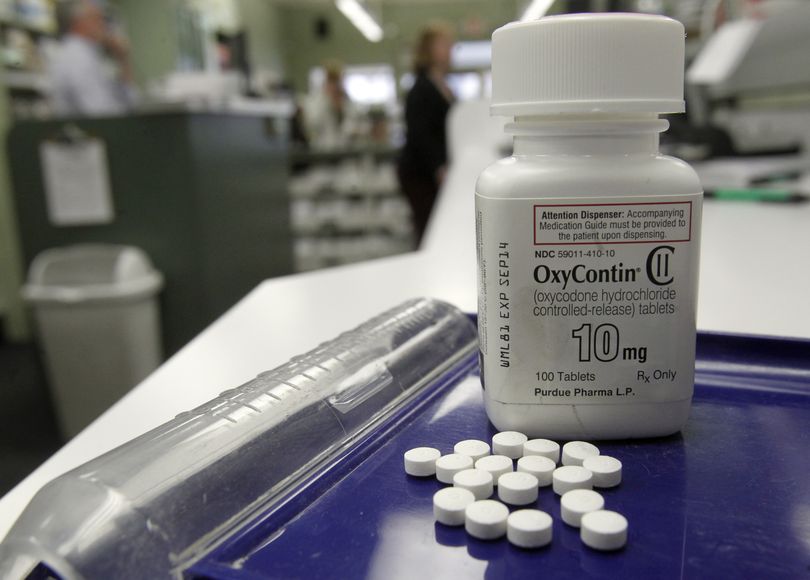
<box><xmin>476</xmin><ymin>193</ymin><xmax>702</xmax><ymax>405</ymax></box>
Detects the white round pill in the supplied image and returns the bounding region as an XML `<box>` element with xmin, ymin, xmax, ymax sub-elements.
<box><xmin>552</xmin><ymin>465</ymin><xmax>593</xmax><ymax>495</ymax></box>
<box><xmin>404</xmin><ymin>447</ymin><xmax>441</xmax><ymax>476</ymax></box>
<box><xmin>433</xmin><ymin>487</ymin><xmax>476</xmax><ymax>526</ymax></box>
<box><xmin>465</xmin><ymin>500</ymin><xmax>509</xmax><ymax>540</ymax></box>
<box><xmin>492</xmin><ymin>431</ymin><xmax>528</xmax><ymax>459</ymax></box>
<box><xmin>581</xmin><ymin>510</ymin><xmax>628</xmax><ymax>551</ymax></box>
<box><xmin>497</xmin><ymin>472</ymin><xmax>539</xmax><ymax>505</ymax></box>
<box><xmin>517</xmin><ymin>455</ymin><xmax>556</xmax><ymax>487</ymax></box>
<box><xmin>582</xmin><ymin>455</ymin><xmax>622</xmax><ymax>488</ymax></box>
<box><xmin>523</xmin><ymin>439</ymin><xmax>560</xmax><ymax>463</ymax></box>
<box><xmin>561</xmin><ymin>441</ymin><xmax>600</xmax><ymax>466</ymax></box>
<box><xmin>454</xmin><ymin>439</ymin><xmax>491</xmax><ymax>462</ymax></box>
<box><xmin>475</xmin><ymin>455</ymin><xmax>513</xmax><ymax>484</ymax></box>
<box><xmin>453</xmin><ymin>468</ymin><xmax>494</xmax><ymax>500</ymax></box>
<box><xmin>507</xmin><ymin>509</ymin><xmax>553</xmax><ymax>549</ymax></box>
<box><xmin>435</xmin><ymin>453</ymin><xmax>474</xmax><ymax>484</ymax></box>
<box><xmin>561</xmin><ymin>489</ymin><xmax>605</xmax><ymax>527</ymax></box>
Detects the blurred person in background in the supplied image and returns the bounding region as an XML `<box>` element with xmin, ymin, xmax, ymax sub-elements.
<box><xmin>398</xmin><ymin>23</ymin><xmax>455</xmax><ymax>246</ymax></box>
<box><xmin>215</xmin><ymin>32</ymin><xmax>235</xmax><ymax>71</ymax></box>
<box><xmin>303</xmin><ymin>60</ymin><xmax>359</xmax><ymax>150</ymax></box>
<box><xmin>50</xmin><ymin>0</ymin><xmax>135</xmax><ymax>116</ymax></box>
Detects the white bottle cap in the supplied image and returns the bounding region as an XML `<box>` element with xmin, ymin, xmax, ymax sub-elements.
<box><xmin>491</xmin><ymin>13</ymin><xmax>685</xmax><ymax>116</ymax></box>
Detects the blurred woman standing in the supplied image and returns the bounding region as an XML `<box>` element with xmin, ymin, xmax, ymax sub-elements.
<box><xmin>398</xmin><ymin>23</ymin><xmax>455</xmax><ymax>246</ymax></box>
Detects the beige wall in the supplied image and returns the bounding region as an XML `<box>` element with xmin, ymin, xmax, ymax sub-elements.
<box><xmin>111</xmin><ymin>0</ymin><xmax>520</xmax><ymax>91</ymax></box>
<box><xmin>278</xmin><ymin>1</ymin><xmax>522</xmax><ymax>92</ymax></box>
<box><xmin>114</xmin><ymin>0</ymin><xmax>180</xmax><ymax>88</ymax></box>
<box><xmin>237</xmin><ymin>0</ymin><xmax>285</xmax><ymax>78</ymax></box>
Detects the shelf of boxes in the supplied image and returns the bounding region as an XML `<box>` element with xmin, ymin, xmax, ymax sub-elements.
<box><xmin>288</xmin><ymin>148</ymin><xmax>415</xmax><ymax>272</ymax></box>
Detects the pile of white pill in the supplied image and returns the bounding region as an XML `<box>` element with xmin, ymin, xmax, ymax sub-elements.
<box><xmin>403</xmin><ymin>432</ymin><xmax>628</xmax><ymax>551</ymax></box>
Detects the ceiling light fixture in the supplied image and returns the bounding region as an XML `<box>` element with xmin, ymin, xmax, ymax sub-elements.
<box><xmin>520</xmin><ymin>0</ymin><xmax>555</xmax><ymax>22</ymax></box>
<box><xmin>336</xmin><ymin>0</ymin><xmax>384</xmax><ymax>43</ymax></box>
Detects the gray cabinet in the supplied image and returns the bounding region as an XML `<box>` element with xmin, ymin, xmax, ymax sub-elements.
<box><xmin>9</xmin><ymin>112</ymin><xmax>293</xmax><ymax>354</ymax></box>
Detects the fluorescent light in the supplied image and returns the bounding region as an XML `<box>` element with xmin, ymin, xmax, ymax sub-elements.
<box><xmin>336</xmin><ymin>0</ymin><xmax>384</xmax><ymax>43</ymax></box>
<box><xmin>520</xmin><ymin>0</ymin><xmax>555</xmax><ymax>21</ymax></box>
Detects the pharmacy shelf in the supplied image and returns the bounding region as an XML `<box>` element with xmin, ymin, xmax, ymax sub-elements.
<box><xmin>1</xmin><ymin>9</ymin><xmax>55</xmax><ymax>120</ymax></box>
<box><xmin>289</xmin><ymin>144</ymin><xmax>399</xmax><ymax>165</ymax></box>
<box><xmin>287</xmin><ymin>144</ymin><xmax>414</xmax><ymax>273</ymax></box>
<box><xmin>292</xmin><ymin>227</ymin><xmax>412</xmax><ymax>238</ymax></box>
<box><xmin>3</xmin><ymin>69</ymin><xmax>48</xmax><ymax>93</ymax></box>
<box><xmin>289</xmin><ymin>188</ymin><xmax>401</xmax><ymax>200</ymax></box>
<box><xmin>0</xmin><ymin>16</ymin><xmax>55</xmax><ymax>36</ymax></box>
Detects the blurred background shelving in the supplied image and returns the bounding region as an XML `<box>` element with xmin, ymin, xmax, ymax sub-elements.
<box><xmin>289</xmin><ymin>146</ymin><xmax>414</xmax><ymax>271</ymax></box>
<box><xmin>0</xmin><ymin>0</ymin><xmax>56</xmax><ymax>121</ymax></box>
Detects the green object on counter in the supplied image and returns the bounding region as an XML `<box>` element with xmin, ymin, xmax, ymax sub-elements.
<box><xmin>707</xmin><ymin>188</ymin><xmax>801</xmax><ymax>202</ymax></box>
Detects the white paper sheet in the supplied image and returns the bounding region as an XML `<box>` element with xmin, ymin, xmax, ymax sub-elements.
<box><xmin>40</xmin><ymin>138</ymin><xmax>114</xmax><ymax>226</ymax></box>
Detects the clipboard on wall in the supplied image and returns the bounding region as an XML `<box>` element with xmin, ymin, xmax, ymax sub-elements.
<box><xmin>39</xmin><ymin>124</ymin><xmax>115</xmax><ymax>226</ymax></box>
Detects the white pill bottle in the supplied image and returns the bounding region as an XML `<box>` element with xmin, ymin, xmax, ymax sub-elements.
<box><xmin>476</xmin><ymin>14</ymin><xmax>702</xmax><ymax>439</ymax></box>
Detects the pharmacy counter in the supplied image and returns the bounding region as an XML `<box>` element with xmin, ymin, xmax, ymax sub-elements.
<box><xmin>1</xmin><ymin>137</ymin><xmax>810</xmax><ymax>548</ymax></box>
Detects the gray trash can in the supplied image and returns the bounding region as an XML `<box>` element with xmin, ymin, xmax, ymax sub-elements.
<box><xmin>22</xmin><ymin>244</ymin><xmax>164</xmax><ymax>438</ymax></box>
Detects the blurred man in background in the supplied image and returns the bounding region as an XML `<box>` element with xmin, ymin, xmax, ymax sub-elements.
<box><xmin>398</xmin><ymin>23</ymin><xmax>455</xmax><ymax>246</ymax></box>
<box><xmin>49</xmin><ymin>0</ymin><xmax>135</xmax><ymax>116</ymax></box>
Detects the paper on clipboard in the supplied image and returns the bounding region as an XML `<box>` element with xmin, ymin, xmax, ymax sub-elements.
<box><xmin>40</xmin><ymin>138</ymin><xmax>115</xmax><ymax>226</ymax></box>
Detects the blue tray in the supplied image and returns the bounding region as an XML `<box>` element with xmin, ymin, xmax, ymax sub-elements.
<box><xmin>188</xmin><ymin>332</ymin><xmax>810</xmax><ymax>580</ymax></box>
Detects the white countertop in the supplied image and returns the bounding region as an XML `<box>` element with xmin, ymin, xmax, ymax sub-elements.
<box><xmin>2</xmin><ymin>131</ymin><xmax>809</xmax><ymax>541</ymax></box>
